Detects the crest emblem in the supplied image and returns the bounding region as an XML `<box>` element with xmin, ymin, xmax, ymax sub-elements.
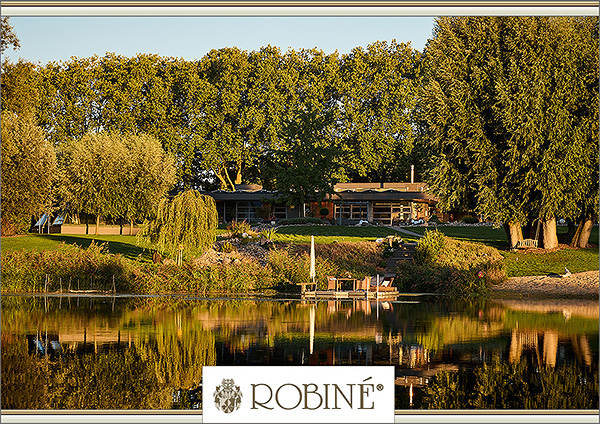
<box><xmin>213</xmin><ymin>378</ymin><xmax>242</xmax><ymax>413</ymax></box>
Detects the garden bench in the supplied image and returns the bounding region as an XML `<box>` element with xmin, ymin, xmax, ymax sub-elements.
<box><xmin>513</xmin><ymin>239</ymin><xmax>538</xmax><ymax>250</ymax></box>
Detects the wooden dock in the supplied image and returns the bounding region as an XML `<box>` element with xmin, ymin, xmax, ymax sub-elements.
<box><xmin>302</xmin><ymin>289</ymin><xmax>399</xmax><ymax>299</ymax></box>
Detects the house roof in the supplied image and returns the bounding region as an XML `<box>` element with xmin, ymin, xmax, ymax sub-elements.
<box><xmin>203</xmin><ymin>182</ymin><xmax>438</xmax><ymax>204</ymax></box>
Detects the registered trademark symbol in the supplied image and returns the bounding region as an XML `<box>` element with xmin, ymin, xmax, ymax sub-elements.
<box><xmin>376</xmin><ymin>384</ymin><xmax>384</xmax><ymax>391</ymax></box>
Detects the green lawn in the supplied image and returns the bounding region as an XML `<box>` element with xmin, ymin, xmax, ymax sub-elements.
<box><xmin>408</xmin><ymin>224</ymin><xmax>599</xmax><ymax>248</ymax></box>
<box><xmin>1</xmin><ymin>234</ymin><xmax>153</xmax><ymax>262</ymax></box>
<box><xmin>502</xmin><ymin>248</ymin><xmax>599</xmax><ymax>277</ymax></box>
<box><xmin>273</xmin><ymin>225</ymin><xmax>419</xmax><ymax>244</ymax></box>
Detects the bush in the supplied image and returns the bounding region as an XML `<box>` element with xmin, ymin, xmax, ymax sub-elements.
<box><xmin>277</xmin><ymin>217</ymin><xmax>325</xmax><ymax>226</ymax></box>
<box><xmin>0</xmin><ymin>241</ymin><xmax>135</xmax><ymax>293</ymax></box>
<box><xmin>319</xmin><ymin>207</ymin><xmax>329</xmax><ymax>217</ymax></box>
<box><xmin>138</xmin><ymin>190</ymin><xmax>218</xmax><ymax>260</ymax></box>
<box><xmin>226</xmin><ymin>220</ymin><xmax>252</xmax><ymax>238</ymax></box>
<box><xmin>397</xmin><ymin>232</ymin><xmax>505</xmax><ymax>298</ymax></box>
<box><xmin>461</xmin><ymin>215</ymin><xmax>479</xmax><ymax>224</ymax></box>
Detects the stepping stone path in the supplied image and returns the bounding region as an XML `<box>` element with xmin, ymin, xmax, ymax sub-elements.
<box><xmin>383</xmin><ymin>242</ymin><xmax>417</xmax><ymax>277</ymax></box>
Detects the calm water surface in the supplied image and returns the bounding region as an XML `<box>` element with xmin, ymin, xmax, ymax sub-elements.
<box><xmin>1</xmin><ymin>294</ymin><xmax>598</xmax><ymax>410</ymax></box>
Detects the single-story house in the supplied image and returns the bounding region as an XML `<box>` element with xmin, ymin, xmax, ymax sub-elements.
<box><xmin>204</xmin><ymin>182</ymin><xmax>445</xmax><ymax>225</ymax></box>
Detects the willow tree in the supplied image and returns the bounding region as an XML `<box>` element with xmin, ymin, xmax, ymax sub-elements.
<box><xmin>59</xmin><ymin>132</ymin><xmax>175</xmax><ymax>235</ymax></box>
<box><xmin>120</xmin><ymin>134</ymin><xmax>177</xmax><ymax>235</ymax></box>
<box><xmin>139</xmin><ymin>190</ymin><xmax>218</xmax><ymax>260</ymax></box>
<box><xmin>59</xmin><ymin>132</ymin><xmax>128</xmax><ymax>234</ymax></box>
<box><xmin>421</xmin><ymin>16</ymin><xmax>599</xmax><ymax>249</ymax></box>
<box><xmin>1</xmin><ymin>112</ymin><xmax>56</xmax><ymax>235</ymax></box>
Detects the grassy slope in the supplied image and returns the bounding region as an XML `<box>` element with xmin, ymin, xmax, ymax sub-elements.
<box><xmin>1</xmin><ymin>226</ymin><xmax>413</xmax><ymax>258</ymax></box>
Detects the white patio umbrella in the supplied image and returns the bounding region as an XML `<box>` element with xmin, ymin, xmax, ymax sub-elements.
<box><xmin>309</xmin><ymin>235</ymin><xmax>316</xmax><ymax>285</ymax></box>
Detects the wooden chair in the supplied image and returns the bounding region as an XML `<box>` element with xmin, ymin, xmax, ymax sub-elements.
<box><xmin>327</xmin><ymin>276</ymin><xmax>338</xmax><ymax>291</ymax></box>
<box><xmin>356</xmin><ymin>276</ymin><xmax>370</xmax><ymax>291</ymax></box>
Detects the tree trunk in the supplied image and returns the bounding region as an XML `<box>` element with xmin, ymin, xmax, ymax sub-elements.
<box><xmin>234</xmin><ymin>163</ymin><xmax>242</xmax><ymax>185</ymax></box>
<box><xmin>95</xmin><ymin>215</ymin><xmax>100</xmax><ymax>236</ymax></box>
<box><xmin>130</xmin><ymin>219</ymin><xmax>134</xmax><ymax>236</ymax></box>
<box><xmin>541</xmin><ymin>217</ymin><xmax>558</xmax><ymax>249</ymax></box>
<box><xmin>504</xmin><ymin>221</ymin><xmax>523</xmax><ymax>248</ymax></box>
<box><xmin>571</xmin><ymin>218</ymin><xmax>594</xmax><ymax>248</ymax></box>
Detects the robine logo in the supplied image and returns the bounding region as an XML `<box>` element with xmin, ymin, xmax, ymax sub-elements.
<box><xmin>213</xmin><ymin>378</ymin><xmax>243</xmax><ymax>413</ymax></box>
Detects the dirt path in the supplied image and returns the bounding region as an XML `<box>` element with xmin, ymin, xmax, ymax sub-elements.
<box><xmin>490</xmin><ymin>270</ymin><xmax>599</xmax><ymax>297</ymax></box>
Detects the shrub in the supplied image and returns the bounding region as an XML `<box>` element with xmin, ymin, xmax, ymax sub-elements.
<box><xmin>138</xmin><ymin>190</ymin><xmax>218</xmax><ymax>260</ymax></box>
<box><xmin>414</xmin><ymin>229</ymin><xmax>446</xmax><ymax>265</ymax></box>
<box><xmin>319</xmin><ymin>207</ymin><xmax>329</xmax><ymax>217</ymax></box>
<box><xmin>226</xmin><ymin>220</ymin><xmax>252</xmax><ymax>238</ymax></box>
<box><xmin>277</xmin><ymin>217</ymin><xmax>325</xmax><ymax>226</ymax></box>
<box><xmin>461</xmin><ymin>215</ymin><xmax>479</xmax><ymax>224</ymax></box>
<box><xmin>0</xmin><ymin>241</ymin><xmax>136</xmax><ymax>293</ymax></box>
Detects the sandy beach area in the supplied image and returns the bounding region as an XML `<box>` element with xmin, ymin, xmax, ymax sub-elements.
<box><xmin>491</xmin><ymin>270</ymin><xmax>599</xmax><ymax>298</ymax></box>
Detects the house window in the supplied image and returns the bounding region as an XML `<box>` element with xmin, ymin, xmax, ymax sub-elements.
<box><xmin>236</xmin><ymin>201</ymin><xmax>261</xmax><ymax>222</ymax></box>
<box><xmin>273</xmin><ymin>205</ymin><xmax>287</xmax><ymax>220</ymax></box>
<box><xmin>372</xmin><ymin>202</ymin><xmax>411</xmax><ymax>224</ymax></box>
<box><xmin>334</xmin><ymin>202</ymin><xmax>368</xmax><ymax>221</ymax></box>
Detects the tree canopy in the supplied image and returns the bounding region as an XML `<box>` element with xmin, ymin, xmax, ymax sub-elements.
<box><xmin>1</xmin><ymin>17</ymin><xmax>20</xmax><ymax>53</ymax></box>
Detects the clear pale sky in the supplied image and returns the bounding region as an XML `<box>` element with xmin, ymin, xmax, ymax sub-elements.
<box><xmin>3</xmin><ymin>16</ymin><xmax>437</xmax><ymax>64</ymax></box>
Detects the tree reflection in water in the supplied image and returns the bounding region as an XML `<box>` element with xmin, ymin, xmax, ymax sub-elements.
<box><xmin>1</xmin><ymin>295</ymin><xmax>597</xmax><ymax>410</ymax></box>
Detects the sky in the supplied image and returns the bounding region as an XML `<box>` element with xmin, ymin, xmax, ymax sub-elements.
<box><xmin>3</xmin><ymin>16</ymin><xmax>437</xmax><ymax>64</ymax></box>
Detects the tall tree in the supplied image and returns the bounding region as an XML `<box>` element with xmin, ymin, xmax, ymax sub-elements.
<box><xmin>0</xmin><ymin>60</ymin><xmax>40</xmax><ymax>118</ymax></box>
<box><xmin>337</xmin><ymin>40</ymin><xmax>421</xmax><ymax>182</ymax></box>
<box><xmin>265</xmin><ymin>107</ymin><xmax>343</xmax><ymax>212</ymax></box>
<box><xmin>1</xmin><ymin>112</ymin><xmax>56</xmax><ymax>235</ymax></box>
<box><xmin>421</xmin><ymin>16</ymin><xmax>599</xmax><ymax>249</ymax></box>
<box><xmin>194</xmin><ymin>47</ymin><xmax>253</xmax><ymax>191</ymax></box>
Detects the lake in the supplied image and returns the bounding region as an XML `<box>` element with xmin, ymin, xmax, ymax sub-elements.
<box><xmin>1</xmin><ymin>294</ymin><xmax>598</xmax><ymax>410</ymax></box>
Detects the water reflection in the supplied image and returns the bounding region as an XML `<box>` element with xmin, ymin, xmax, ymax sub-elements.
<box><xmin>1</xmin><ymin>295</ymin><xmax>597</xmax><ymax>410</ymax></box>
